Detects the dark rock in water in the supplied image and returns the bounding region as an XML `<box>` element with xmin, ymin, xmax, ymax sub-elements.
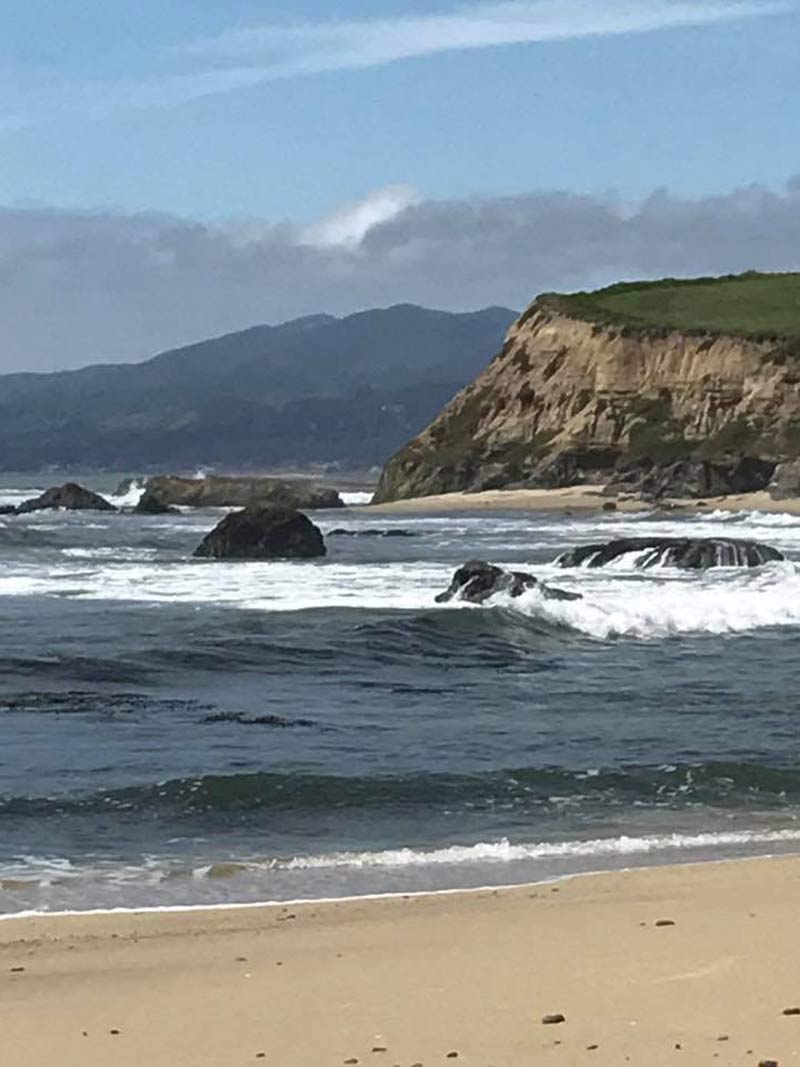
<box><xmin>142</xmin><ymin>474</ymin><xmax>343</xmax><ymax>510</ymax></box>
<box><xmin>435</xmin><ymin>560</ymin><xmax>581</xmax><ymax>605</ymax></box>
<box><xmin>17</xmin><ymin>483</ymin><xmax>116</xmax><ymax>514</ymax></box>
<box><xmin>0</xmin><ymin>505</ymin><xmax>16</xmax><ymax>515</ymax></box>
<box><xmin>556</xmin><ymin>537</ymin><xmax>783</xmax><ymax>570</ymax></box>
<box><xmin>328</xmin><ymin>528</ymin><xmax>417</xmax><ymax>538</ymax></box>
<box><xmin>133</xmin><ymin>490</ymin><xmax>179</xmax><ymax>515</ymax></box>
<box><xmin>193</xmin><ymin>506</ymin><xmax>326</xmax><ymax>560</ymax></box>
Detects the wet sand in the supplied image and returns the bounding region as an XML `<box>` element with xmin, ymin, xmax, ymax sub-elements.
<box><xmin>2</xmin><ymin>856</ymin><xmax>800</xmax><ymax>1066</ymax></box>
<box><xmin>366</xmin><ymin>485</ymin><xmax>800</xmax><ymax>515</ymax></box>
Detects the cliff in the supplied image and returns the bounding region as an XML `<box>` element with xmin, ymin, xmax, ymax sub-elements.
<box><xmin>374</xmin><ymin>274</ymin><xmax>800</xmax><ymax>502</ymax></box>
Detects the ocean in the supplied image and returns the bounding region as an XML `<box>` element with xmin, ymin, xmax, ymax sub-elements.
<box><xmin>1</xmin><ymin>473</ymin><xmax>800</xmax><ymax>915</ymax></box>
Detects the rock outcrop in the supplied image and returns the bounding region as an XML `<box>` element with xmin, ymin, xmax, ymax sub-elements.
<box><xmin>374</xmin><ymin>290</ymin><xmax>800</xmax><ymax>502</ymax></box>
<box><xmin>769</xmin><ymin>459</ymin><xmax>800</xmax><ymax>499</ymax></box>
<box><xmin>193</xmin><ymin>507</ymin><xmax>326</xmax><ymax>560</ymax></box>
<box><xmin>555</xmin><ymin>537</ymin><xmax>783</xmax><ymax>570</ymax></box>
<box><xmin>435</xmin><ymin>560</ymin><xmax>582</xmax><ymax>604</ymax></box>
<box><xmin>133</xmin><ymin>490</ymin><xmax>179</xmax><ymax>515</ymax></box>
<box><xmin>17</xmin><ymin>483</ymin><xmax>116</xmax><ymax>514</ymax></box>
<box><xmin>141</xmin><ymin>475</ymin><xmax>343</xmax><ymax>511</ymax></box>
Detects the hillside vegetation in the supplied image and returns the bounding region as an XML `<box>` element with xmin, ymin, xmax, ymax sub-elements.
<box><xmin>538</xmin><ymin>271</ymin><xmax>800</xmax><ymax>338</ymax></box>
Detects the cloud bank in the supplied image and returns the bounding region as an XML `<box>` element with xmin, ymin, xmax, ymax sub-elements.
<box><xmin>2</xmin><ymin>177</ymin><xmax>800</xmax><ymax>372</ymax></box>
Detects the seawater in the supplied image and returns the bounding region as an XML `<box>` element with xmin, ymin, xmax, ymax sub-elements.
<box><xmin>1</xmin><ymin>474</ymin><xmax>799</xmax><ymax>914</ymax></box>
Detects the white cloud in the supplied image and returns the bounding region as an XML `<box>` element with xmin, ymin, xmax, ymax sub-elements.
<box><xmin>180</xmin><ymin>0</ymin><xmax>794</xmax><ymax>78</ymax></box>
<box><xmin>2</xmin><ymin>1</ymin><xmax>793</xmax><ymax>127</ymax></box>
<box><xmin>302</xmin><ymin>186</ymin><xmax>421</xmax><ymax>249</ymax></box>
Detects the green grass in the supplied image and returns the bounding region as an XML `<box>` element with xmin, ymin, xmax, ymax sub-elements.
<box><xmin>535</xmin><ymin>272</ymin><xmax>800</xmax><ymax>339</ymax></box>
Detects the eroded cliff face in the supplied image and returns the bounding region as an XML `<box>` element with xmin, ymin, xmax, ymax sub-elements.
<box><xmin>374</xmin><ymin>305</ymin><xmax>800</xmax><ymax>502</ymax></box>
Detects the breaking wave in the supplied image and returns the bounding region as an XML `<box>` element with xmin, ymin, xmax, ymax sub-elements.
<box><xmin>504</xmin><ymin>562</ymin><xmax>800</xmax><ymax>638</ymax></box>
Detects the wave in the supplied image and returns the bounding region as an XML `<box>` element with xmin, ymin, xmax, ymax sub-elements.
<box><xmin>504</xmin><ymin>562</ymin><xmax>800</xmax><ymax>638</ymax></box>
<box><xmin>3</xmin><ymin>761</ymin><xmax>799</xmax><ymax>820</ymax></box>
<box><xmin>277</xmin><ymin>827</ymin><xmax>800</xmax><ymax>871</ymax></box>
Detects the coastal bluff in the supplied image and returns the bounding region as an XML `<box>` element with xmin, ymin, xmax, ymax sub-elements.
<box><xmin>373</xmin><ymin>273</ymin><xmax>800</xmax><ymax>502</ymax></box>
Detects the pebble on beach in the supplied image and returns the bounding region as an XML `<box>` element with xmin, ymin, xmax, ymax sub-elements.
<box><xmin>542</xmin><ymin>1014</ymin><xmax>566</xmax><ymax>1025</ymax></box>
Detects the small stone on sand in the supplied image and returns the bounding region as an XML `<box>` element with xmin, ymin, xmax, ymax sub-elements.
<box><xmin>542</xmin><ymin>1014</ymin><xmax>566</xmax><ymax>1025</ymax></box>
<box><xmin>782</xmin><ymin>1007</ymin><xmax>800</xmax><ymax>1016</ymax></box>
<box><xmin>10</xmin><ymin>966</ymin><xmax>25</xmax><ymax>972</ymax></box>
<box><xmin>587</xmin><ymin>1045</ymin><xmax>599</xmax><ymax>1051</ymax></box>
<box><xmin>655</xmin><ymin>919</ymin><xmax>676</xmax><ymax>927</ymax></box>
<box><xmin>110</xmin><ymin>1029</ymin><xmax>121</xmax><ymax>1035</ymax></box>
<box><xmin>758</xmin><ymin>1060</ymin><xmax>779</xmax><ymax>1067</ymax></box>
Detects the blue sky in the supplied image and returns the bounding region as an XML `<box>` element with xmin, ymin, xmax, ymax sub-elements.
<box><xmin>2</xmin><ymin>0</ymin><xmax>798</xmax><ymax>219</ymax></box>
<box><xmin>2</xmin><ymin>1</ymin><xmax>800</xmax><ymax>371</ymax></box>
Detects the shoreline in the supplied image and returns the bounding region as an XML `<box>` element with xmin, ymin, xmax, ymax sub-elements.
<box><xmin>4</xmin><ymin>855</ymin><xmax>800</xmax><ymax>1065</ymax></box>
<box><xmin>364</xmin><ymin>484</ymin><xmax>800</xmax><ymax>515</ymax></box>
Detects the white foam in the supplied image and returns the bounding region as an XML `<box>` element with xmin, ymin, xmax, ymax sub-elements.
<box><xmin>341</xmin><ymin>491</ymin><xmax>374</xmax><ymax>506</ymax></box>
<box><xmin>508</xmin><ymin>563</ymin><xmax>800</xmax><ymax>638</ymax></box>
<box><xmin>106</xmin><ymin>479</ymin><xmax>146</xmax><ymax>508</ymax></box>
<box><xmin>278</xmin><ymin>828</ymin><xmax>800</xmax><ymax>870</ymax></box>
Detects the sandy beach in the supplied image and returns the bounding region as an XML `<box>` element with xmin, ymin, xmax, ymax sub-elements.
<box><xmin>366</xmin><ymin>484</ymin><xmax>800</xmax><ymax>516</ymax></box>
<box><xmin>3</xmin><ymin>856</ymin><xmax>800</xmax><ymax>1066</ymax></box>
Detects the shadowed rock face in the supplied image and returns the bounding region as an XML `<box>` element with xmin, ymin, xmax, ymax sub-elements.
<box><xmin>435</xmin><ymin>560</ymin><xmax>582</xmax><ymax>604</ymax></box>
<box><xmin>16</xmin><ymin>483</ymin><xmax>116</xmax><ymax>514</ymax></box>
<box><xmin>193</xmin><ymin>507</ymin><xmax>326</xmax><ymax>560</ymax></box>
<box><xmin>556</xmin><ymin>537</ymin><xmax>784</xmax><ymax>570</ymax></box>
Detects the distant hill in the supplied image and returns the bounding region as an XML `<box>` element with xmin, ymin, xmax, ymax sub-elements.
<box><xmin>0</xmin><ymin>304</ymin><xmax>516</xmax><ymax>471</ymax></box>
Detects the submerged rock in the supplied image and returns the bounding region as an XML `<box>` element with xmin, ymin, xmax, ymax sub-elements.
<box><xmin>435</xmin><ymin>560</ymin><xmax>581</xmax><ymax>604</ymax></box>
<box><xmin>16</xmin><ymin>483</ymin><xmax>116</xmax><ymax>514</ymax></box>
<box><xmin>193</xmin><ymin>506</ymin><xmax>326</xmax><ymax>560</ymax></box>
<box><xmin>556</xmin><ymin>537</ymin><xmax>783</xmax><ymax>570</ymax></box>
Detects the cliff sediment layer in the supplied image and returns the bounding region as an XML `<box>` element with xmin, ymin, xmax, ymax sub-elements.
<box><xmin>374</xmin><ymin>299</ymin><xmax>800</xmax><ymax>502</ymax></box>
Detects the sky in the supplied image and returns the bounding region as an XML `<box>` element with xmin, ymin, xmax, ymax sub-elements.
<box><xmin>1</xmin><ymin>0</ymin><xmax>799</xmax><ymax>371</ymax></box>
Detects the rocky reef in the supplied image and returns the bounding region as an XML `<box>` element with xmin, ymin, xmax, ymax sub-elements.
<box><xmin>138</xmin><ymin>475</ymin><xmax>343</xmax><ymax>511</ymax></box>
<box><xmin>374</xmin><ymin>277</ymin><xmax>800</xmax><ymax>503</ymax></box>
<box><xmin>556</xmin><ymin>537</ymin><xmax>783</xmax><ymax>570</ymax></box>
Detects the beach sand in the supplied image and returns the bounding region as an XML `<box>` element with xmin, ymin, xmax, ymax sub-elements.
<box><xmin>365</xmin><ymin>484</ymin><xmax>800</xmax><ymax>516</ymax></box>
<box><xmin>3</xmin><ymin>856</ymin><xmax>800</xmax><ymax>1066</ymax></box>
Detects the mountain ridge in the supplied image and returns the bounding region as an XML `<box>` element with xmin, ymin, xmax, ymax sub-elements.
<box><xmin>0</xmin><ymin>303</ymin><xmax>516</xmax><ymax>471</ymax></box>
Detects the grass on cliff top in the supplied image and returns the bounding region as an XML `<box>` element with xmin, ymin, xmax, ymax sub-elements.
<box><xmin>539</xmin><ymin>271</ymin><xmax>800</xmax><ymax>338</ymax></box>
